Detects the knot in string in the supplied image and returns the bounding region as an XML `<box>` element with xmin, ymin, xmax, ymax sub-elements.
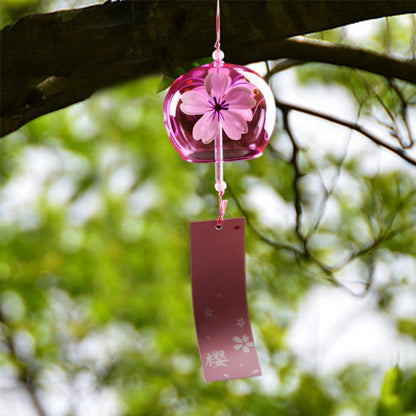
<box><xmin>216</xmin><ymin>189</ymin><xmax>228</xmax><ymax>229</ymax></box>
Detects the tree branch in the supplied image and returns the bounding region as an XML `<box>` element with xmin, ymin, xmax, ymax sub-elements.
<box><xmin>283</xmin><ymin>110</ymin><xmax>305</xmax><ymax>246</ymax></box>
<box><xmin>262</xmin><ymin>38</ymin><xmax>416</xmax><ymax>84</ymax></box>
<box><xmin>1</xmin><ymin>0</ymin><xmax>416</xmax><ymax>137</ymax></box>
<box><xmin>275</xmin><ymin>99</ymin><xmax>416</xmax><ymax>167</ymax></box>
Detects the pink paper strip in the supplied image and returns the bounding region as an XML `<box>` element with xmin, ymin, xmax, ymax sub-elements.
<box><xmin>190</xmin><ymin>218</ymin><xmax>261</xmax><ymax>382</ymax></box>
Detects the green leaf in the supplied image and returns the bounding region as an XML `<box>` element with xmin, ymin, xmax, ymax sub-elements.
<box><xmin>157</xmin><ymin>74</ymin><xmax>176</xmax><ymax>93</ymax></box>
<box><xmin>397</xmin><ymin>319</ymin><xmax>416</xmax><ymax>341</ymax></box>
<box><xmin>377</xmin><ymin>365</ymin><xmax>403</xmax><ymax>416</ymax></box>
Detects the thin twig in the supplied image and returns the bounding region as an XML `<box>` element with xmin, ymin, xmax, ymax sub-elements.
<box><xmin>305</xmin><ymin>105</ymin><xmax>360</xmax><ymax>241</ymax></box>
<box><xmin>266</xmin><ymin>143</ymin><xmax>291</xmax><ymax>163</ymax></box>
<box><xmin>264</xmin><ymin>59</ymin><xmax>304</xmax><ymax>82</ymax></box>
<box><xmin>282</xmin><ymin>110</ymin><xmax>305</xmax><ymax>246</ymax></box>
<box><xmin>360</xmin><ymin>74</ymin><xmax>414</xmax><ymax>149</ymax></box>
<box><xmin>388</xmin><ymin>78</ymin><xmax>414</xmax><ymax>148</ymax></box>
<box><xmin>0</xmin><ymin>312</ymin><xmax>47</xmax><ymax>416</ymax></box>
<box><xmin>332</xmin><ymin>222</ymin><xmax>415</xmax><ymax>272</ymax></box>
<box><xmin>331</xmin><ymin>186</ymin><xmax>416</xmax><ymax>271</ymax></box>
<box><xmin>227</xmin><ymin>185</ymin><xmax>302</xmax><ymax>255</ymax></box>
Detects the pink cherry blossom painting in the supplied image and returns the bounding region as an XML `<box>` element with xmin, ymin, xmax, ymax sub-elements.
<box><xmin>180</xmin><ymin>71</ymin><xmax>256</xmax><ymax>144</ymax></box>
<box><xmin>164</xmin><ymin>63</ymin><xmax>276</xmax><ymax>163</ymax></box>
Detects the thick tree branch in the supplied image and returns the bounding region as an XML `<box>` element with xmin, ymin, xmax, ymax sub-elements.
<box><xmin>1</xmin><ymin>0</ymin><xmax>416</xmax><ymax>137</ymax></box>
<box><xmin>262</xmin><ymin>38</ymin><xmax>416</xmax><ymax>84</ymax></box>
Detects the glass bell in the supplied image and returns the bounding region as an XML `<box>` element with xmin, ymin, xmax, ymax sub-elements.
<box><xmin>164</xmin><ymin>62</ymin><xmax>276</xmax><ymax>163</ymax></box>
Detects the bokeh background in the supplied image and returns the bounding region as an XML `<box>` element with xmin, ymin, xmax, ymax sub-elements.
<box><xmin>1</xmin><ymin>1</ymin><xmax>416</xmax><ymax>415</ymax></box>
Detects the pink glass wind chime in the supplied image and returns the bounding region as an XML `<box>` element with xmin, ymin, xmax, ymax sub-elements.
<box><xmin>164</xmin><ymin>0</ymin><xmax>275</xmax><ymax>382</ymax></box>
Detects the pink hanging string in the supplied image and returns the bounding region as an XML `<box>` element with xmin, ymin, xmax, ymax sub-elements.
<box><xmin>213</xmin><ymin>0</ymin><xmax>224</xmax><ymax>66</ymax></box>
<box><xmin>214</xmin><ymin>0</ymin><xmax>227</xmax><ymax>228</ymax></box>
<box><xmin>215</xmin><ymin>0</ymin><xmax>221</xmax><ymax>57</ymax></box>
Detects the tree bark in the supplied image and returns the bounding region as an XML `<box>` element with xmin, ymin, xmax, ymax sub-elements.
<box><xmin>1</xmin><ymin>0</ymin><xmax>416</xmax><ymax>137</ymax></box>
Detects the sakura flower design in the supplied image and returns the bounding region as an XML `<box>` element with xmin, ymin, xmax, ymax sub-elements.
<box><xmin>180</xmin><ymin>71</ymin><xmax>256</xmax><ymax>144</ymax></box>
<box><xmin>236</xmin><ymin>318</ymin><xmax>246</xmax><ymax>328</ymax></box>
<box><xmin>233</xmin><ymin>335</ymin><xmax>255</xmax><ymax>353</ymax></box>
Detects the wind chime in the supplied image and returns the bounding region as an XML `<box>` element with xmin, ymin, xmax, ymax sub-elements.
<box><xmin>163</xmin><ymin>0</ymin><xmax>275</xmax><ymax>382</ymax></box>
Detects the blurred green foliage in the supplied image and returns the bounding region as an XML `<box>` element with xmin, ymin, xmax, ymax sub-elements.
<box><xmin>377</xmin><ymin>365</ymin><xmax>416</xmax><ymax>416</ymax></box>
<box><xmin>0</xmin><ymin>0</ymin><xmax>43</xmax><ymax>27</ymax></box>
<box><xmin>1</xmin><ymin>2</ymin><xmax>416</xmax><ymax>416</ymax></box>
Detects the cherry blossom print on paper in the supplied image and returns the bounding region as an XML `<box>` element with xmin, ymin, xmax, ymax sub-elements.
<box><xmin>233</xmin><ymin>335</ymin><xmax>255</xmax><ymax>353</ymax></box>
<box><xmin>190</xmin><ymin>218</ymin><xmax>261</xmax><ymax>382</ymax></box>
<box><xmin>236</xmin><ymin>318</ymin><xmax>246</xmax><ymax>327</ymax></box>
<box><xmin>180</xmin><ymin>70</ymin><xmax>256</xmax><ymax>144</ymax></box>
